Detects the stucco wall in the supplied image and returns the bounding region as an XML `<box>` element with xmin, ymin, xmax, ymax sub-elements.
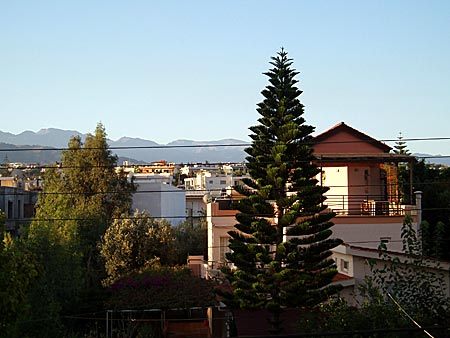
<box><xmin>331</xmin><ymin>217</ymin><xmax>405</xmax><ymax>251</ymax></box>
<box><xmin>207</xmin><ymin>202</ymin><xmax>238</xmax><ymax>268</ymax></box>
<box><xmin>132</xmin><ymin>182</ymin><xmax>186</xmax><ymax>225</ymax></box>
<box><xmin>321</xmin><ymin>166</ymin><xmax>348</xmax><ymax>214</ymax></box>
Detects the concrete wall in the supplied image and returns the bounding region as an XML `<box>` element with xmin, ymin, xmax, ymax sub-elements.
<box><xmin>207</xmin><ymin>202</ymin><xmax>238</xmax><ymax>268</ymax></box>
<box><xmin>132</xmin><ymin>182</ymin><xmax>186</xmax><ymax>226</ymax></box>
<box><xmin>331</xmin><ymin>215</ymin><xmax>409</xmax><ymax>251</ymax></box>
<box><xmin>321</xmin><ymin>166</ymin><xmax>348</xmax><ymax>214</ymax></box>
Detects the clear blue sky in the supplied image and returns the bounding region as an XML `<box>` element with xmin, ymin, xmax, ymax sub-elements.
<box><xmin>1</xmin><ymin>1</ymin><xmax>449</xmax><ymax>154</ymax></box>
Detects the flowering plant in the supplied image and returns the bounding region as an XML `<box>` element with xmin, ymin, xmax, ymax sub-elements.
<box><xmin>106</xmin><ymin>266</ymin><xmax>217</xmax><ymax>310</ymax></box>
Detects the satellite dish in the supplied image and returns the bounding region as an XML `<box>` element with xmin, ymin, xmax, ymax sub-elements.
<box><xmin>203</xmin><ymin>193</ymin><xmax>212</xmax><ymax>204</ymax></box>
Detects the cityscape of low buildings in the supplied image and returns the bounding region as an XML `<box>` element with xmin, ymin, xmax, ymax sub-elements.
<box><xmin>0</xmin><ymin>122</ymin><xmax>424</xmax><ymax>249</ymax></box>
<box><xmin>1</xmin><ymin>122</ymin><xmax>448</xmax><ymax>335</ymax></box>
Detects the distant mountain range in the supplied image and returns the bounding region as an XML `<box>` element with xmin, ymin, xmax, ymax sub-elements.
<box><xmin>0</xmin><ymin>129</ymin><xmax>448</xmax><ymax>166</ymax></box>
<box><xmin>0</xmin><ymin>129</ymin><xmax>248</xmax><ymax>164</ymax></box>
<box><xmin>413</xmin><ymin>153</ymin><xmax>450</xmax><ymax>167</ymax></box>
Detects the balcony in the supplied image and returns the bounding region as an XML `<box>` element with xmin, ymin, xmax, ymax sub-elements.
<box><xmin>325</xmin><ymin>195</ymin><xmax>406</xmax><ymax>217</ymax></box>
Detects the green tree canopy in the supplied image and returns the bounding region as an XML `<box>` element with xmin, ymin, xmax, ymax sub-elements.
<box><xmin>298</xmin><ymin>216</ymin><xmax>450</xmax><ymax>337</ymax></box>
<box><xmin>29</xmin><ymin>123</ymin><xmax>136</xmax><ymax>277</ymax></box>
<box><xmin>399</xmin><ymin>159</ymin><xmax>450</xmax><ymax>260</ymax></box>
<box><xmin>0</xmin><ymin>215</ymin><xmax>40</xmax><ymax>337</ymax></box>
<box><xmin>173</xmin><ymin>217</ymin><xmax>207</xmax><ymax>265</ymax></box>
<box><xmin>220</xmin><ymin>49</ymin><xmax>342</xmax><ymax>334</ymax></box>
<box><xmin>25</xmin><ymin>123</ymin><xmax>136</xmax><ymax>333</ymax></box>
<box><xmin>100</xmin><ymin>210</ymin><xmax>176</xmax><ymax>286</ymax></box>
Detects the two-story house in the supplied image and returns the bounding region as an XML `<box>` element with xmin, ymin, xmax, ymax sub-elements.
<box><xmin>205</xmin><ymin>122</ymin><xmax>417</xmax><ymax>271</ymax></box>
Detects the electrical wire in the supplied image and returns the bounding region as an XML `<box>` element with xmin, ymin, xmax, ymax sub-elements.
<box><xmin>387</xmin><ymin>293</ymin><xmax>434</xmax><ymax>338</ymax></box>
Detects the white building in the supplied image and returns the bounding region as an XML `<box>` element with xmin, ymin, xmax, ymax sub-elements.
<box><xmin>130</xmin><ymin>173</ymin><xmax>186</xmax><ymax>226</ymax></box>
<box><xmin>185</xmin><ymin>170</ymin><xmax>249</xmax><ymax>197</ymax></box>
<box><xmin>332</xmin><ymin>243</ymin><xmax>450</xmax><ymax>306</ymax></box>
<box><xmin>183</xmin><ymin>164</ymin><xmax>250</xmax><ymax>227</ymax></box>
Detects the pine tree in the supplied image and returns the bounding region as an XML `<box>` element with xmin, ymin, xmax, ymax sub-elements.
<box><xmin>220</xmin><ymin>49</ymin><xmax>342</xmax><ymax>334</ymax></box>
<box><xmin>393</xmin><ymin>132</ymin><xmax>412</xmax><ymax>205</ymax></box>
<box><xmin>393</xmin><ymin>132</ymin><xmax>410</xmax><ymax>155</ymax></box>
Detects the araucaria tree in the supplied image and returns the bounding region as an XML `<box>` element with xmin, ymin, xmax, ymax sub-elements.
<box><xmin>220</xmin><ymin>49</ymin><xmax>342</xmax><ymax>334</ymax></box>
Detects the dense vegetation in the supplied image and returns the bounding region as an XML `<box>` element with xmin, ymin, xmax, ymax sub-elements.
<box><xmin>298</xmin><ymin>216</ymin><xmax>450</xmax><ymax>338</ymax></box>
<box><xmin>0</xmin><ymin>124</ymin><xmax>210</xmax><ymax>338</ymax></box>
<box><xmin>398</xmin><ymin>157</ymin><xmax>450</xmax><ymax>260</ymax></box>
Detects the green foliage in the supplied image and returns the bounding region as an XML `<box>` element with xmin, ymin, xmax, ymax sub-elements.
<box><xmin>297</xmin><ymin>216</ymin><xmax>450</xmax><ymax>337</ymax></box>
<box><xmin>0</xmin><ymin>209</ymin><xmax>4</xmax><ymax>232</ymax></box>
<box><xmin>173</xmin><ymin>217</ymin><xmax>207</xmax><ymax>264</ymax></box>
<box><xmin>297</xmin><ymin>294</ymin><xmax>412</xmax><ymax>338</ymax></box>
<box><xmin>399</xmin><ymin>160</ymin><xmax>450</xmax><ymax>260</ymax></box>
<box><xmin>220</xmin><ymin>49</ymin><xmax>342</xmax><ymax>334</ymax></box>
<box><xmin>100</xmin><ymin>210</ymin><xmax>176</xmax><ymax>286</ymax></box>
<box><xmin>0</xmin><ymin>229</ymin><xmax>40</xmax><ymax>337</ymax></box>
<box><xmin>393</xmin><ymin>132</ymin><xmax>410</xmax><ymax>155</ymax></box>
<box><xmin>106</xmin><ymin>266</ymin><xmax>217</xmax><ymax>310</ymax></box>
<box><xmin>422</xmin><ymin>220</ymin><xmax>447</xmax><ymax>258</ymax></box>
<box><xmin>369</xmin><ymin>215</ymin><xmax>450</xmax><ymax>326</ymax></box>
<box><xmin>22</xmin><ymin>123</ymin><xmax>136</xmax><ymax>336</ymax></box>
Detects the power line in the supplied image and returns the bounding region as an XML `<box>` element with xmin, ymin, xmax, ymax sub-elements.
<box><xmin>387</xmin><ymin>293</ymin><xmax>434</xmax><ymax>338</ymax></box>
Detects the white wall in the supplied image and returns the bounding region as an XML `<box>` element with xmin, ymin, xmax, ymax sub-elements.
<box><xmin>331</xmin><ymin>219</ymin><xmax>404</xmax><ymax>251</ymax></box>
<box><xmin>206</xmin><ymin>202</ymin><xmax>237</xmax><ymax>268</ymax></box>
<box><xmin>132</xmin><ymin>181</ymin><xmax>186</xmax><ymax>226</ymax></box>
<box><xmin>184</xmin><ymin>171</ymin><xmax>240</xmax><ymax>197</ymax></box>
<box><xmin>321</xmin><ymin>166</ymin><xmax>349</xmax><ymax>214</ymax></box>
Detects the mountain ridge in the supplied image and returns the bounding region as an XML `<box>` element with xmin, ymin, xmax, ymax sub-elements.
<box><xmin>1</xmin><ymin>129</ymin><xmax>447</xmax><ymax>166</ymax></box>
<box><xmin>0</xmin><ymin>129</ymin><xmax>248</xmax><ymax>164</ymax></box>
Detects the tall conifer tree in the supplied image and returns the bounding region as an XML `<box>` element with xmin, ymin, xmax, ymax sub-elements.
<box><xmin>220</xmin><ymin>49</ymin><xmax>342</xmax><ymax>334</ymax></box>
<box><xmin>393</xmin><ymin>132</ymin><xmax>410</xmax><ymax>155</ymax></box>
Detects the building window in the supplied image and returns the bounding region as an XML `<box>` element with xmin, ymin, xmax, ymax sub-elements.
<box><xmin>341</xmin><ymin>259</ymin><xmax>349</xmax><ymax>273</ymax></box>
<box><xmin>219</xmin><ymin>237</ymin><xmax>231</xmax><ymax>262</ymax></box>
<box><xmin>7</xmin><ymin>201</ymin><xmax>13</xmax><ymax>219</ymax></box>
<box><xmin>220</xmin><ymin>180</ymin><xmax>226</xmax><ymax>185</ymax></box>
<box><xmin>380</xmin><ymin>237</ymin><xmax>391</xmax><ymax>244</ymax></box>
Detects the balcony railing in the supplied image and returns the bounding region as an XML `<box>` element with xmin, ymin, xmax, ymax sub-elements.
<box><xmin>325</xmin><ymin>195</ymin><xmax>406</xmax><ymax>216</ymax></box>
